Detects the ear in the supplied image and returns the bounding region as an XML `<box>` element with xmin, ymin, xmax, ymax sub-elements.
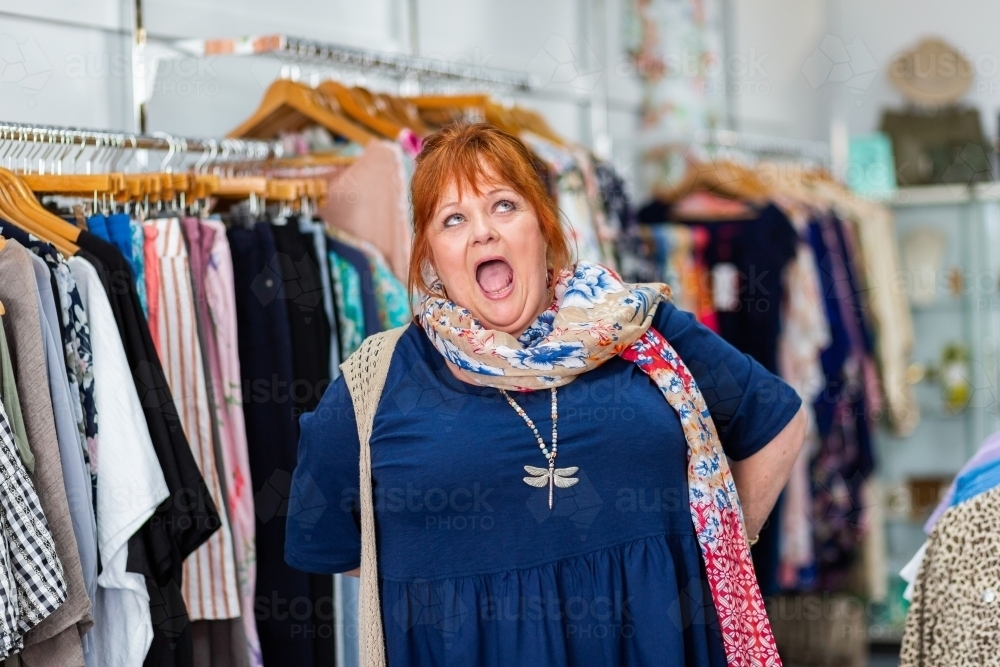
<box><xmin>422</xmin><ymin>260</ymin><xmax>447</xmax><ymax>298</ymax></box>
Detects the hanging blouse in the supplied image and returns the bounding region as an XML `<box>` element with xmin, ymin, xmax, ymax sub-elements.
<box><xmin>129</xmin><ymin>218</ymin><xmax>148</xmax><ymax>318</ymax></box>
<box><xmin>0</xmin><ymin>317</ymin><xmax>32</xmax><ymax>473</ymax></box>
<box><xmin>0</xmin><ymin>399</ymin><xmax>67</xmax><ymax>661</ymax></box>
<box><xmin>328</xmin><ymin>228</ymin><xmax>411</xmax><ymax>330</ymax></box>
<box><xmin>150</xmin><ymin>217</ymin><xmax>241</xmax><ymax>621</ymax></box>
<box><xmin>69</xmin><ymin>255</ymin><xmax>170</xmax><ymax>667</ymax></box>
<box><xmin>328</xmin><ymin>247</ymin><xmax>366</xmax><ymax>359</ymax></box>
<box><xmin>0</xmin><ymin>221</ymin><xmax>99</xmax><ymax>502</ymax></box>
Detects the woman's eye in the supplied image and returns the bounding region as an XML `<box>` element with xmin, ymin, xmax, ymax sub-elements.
<box><xmin>495</xmin><ymin>199</ymin><xmax>515</xmax><ymax>213</ymax></box>
<box><xmin>443</xmin><ymin>213</ymin><xmax>464</xmax><ymax>227</ymax></box>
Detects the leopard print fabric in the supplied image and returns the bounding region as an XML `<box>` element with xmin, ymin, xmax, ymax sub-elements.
<box><xmin>900</xmin><ymin>484</ymin><xmax>1000</xmax><ymax>666</ymax></box>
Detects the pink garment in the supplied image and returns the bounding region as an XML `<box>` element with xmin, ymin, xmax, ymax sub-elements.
<box><xmin>396</xmin><ymin>128</ymin><xmax>423</xmax><ymax>158</ymax></box>
<box><xmin>143</xmin><ymin>223</ymin><xmax>161</xmax><ymax>354</ymax></box>
<box><xmin>153</xmin><ymin>217</ymin><xmax>241</xmax><ymax>621</ymax></box>
<box><xmin>317</xmin><ymin>140</ymin><xmax>411</xmax><ymax>281</ymax></box>
<box><xmin>200</xmin><ymin>218</ymin><xmax>262</xmax><ymax>667</ymax></box>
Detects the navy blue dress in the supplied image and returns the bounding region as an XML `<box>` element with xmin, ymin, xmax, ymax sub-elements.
<box><xmin>286</xmin><ymin>302</ymin><xmax>801</xmax><ymax>666</ymax></box>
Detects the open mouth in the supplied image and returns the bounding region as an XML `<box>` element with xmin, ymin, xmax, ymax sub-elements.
<box><xmin>475</xmin><ymin>257</ymin><xmax>514</xmax><ymax>299</ymax></box>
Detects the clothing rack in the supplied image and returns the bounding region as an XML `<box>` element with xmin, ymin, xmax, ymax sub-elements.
<box><xmin>644</xmin><ymin>129</ymin><xmax>832</xmax><ymax>164</ymax></box>
<box><xmin>0</xmin><ymin>121</ymin><xmax>278</xmax><ymax>173</ymax></box>
<box><xmin>172</xmin><ymin>34</ymin><xmax>536</xmax><ymax>92</ymax></box>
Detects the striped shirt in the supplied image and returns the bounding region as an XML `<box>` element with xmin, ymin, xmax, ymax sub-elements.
<box><xmin>149</xmin><ymin>217</ymin><xmax>241</xmax><ymax>620</ymax></box>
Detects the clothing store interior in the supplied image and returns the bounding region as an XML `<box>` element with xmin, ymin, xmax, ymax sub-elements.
<box><xmin>0</xmin><ymin>1</ymin><xmax>999</xmax><ymax>666</ymax></box>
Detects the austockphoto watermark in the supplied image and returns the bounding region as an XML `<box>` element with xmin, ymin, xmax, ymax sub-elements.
<box><xmin>480</xmin><ymin>592</ymin><xmax>635</xmax><ymax>634</ymax></box>
<box><xmin>342</xmin><ymin>482</ymin><xmax>497</xmax><ymax>531</ymax></box>
<box><xmin>242</xmin><ymin>376</ymin><xmax>331</xmax><ymax>414</ymax></box>
<box><xmin>254</xmin><ymin>592</ymin><xmax>336</xmax><ymax>639</ymax></box>
<box><xmin>618</xmin><ymin>48</ymin><xmax>769</xmax><ymax>83</ymax></box>
<box><xmin>764</xmin><ymin>594</ymin><xmax>893</xmax><ymax>630</ymax></box>
<box><xmin>63</xmin><ymin>52</ymin><xmax>218</xmax><ymax>80</ymax></box>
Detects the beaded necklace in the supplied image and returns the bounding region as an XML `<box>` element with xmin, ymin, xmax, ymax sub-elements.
<box><xmin>500</xmin><ymin>387</ymin><xmax>580</xmax><ymax>509</ymax></box>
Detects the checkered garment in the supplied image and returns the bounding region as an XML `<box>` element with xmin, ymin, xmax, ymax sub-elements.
<box><xmin>0</xmin><ymin>399</ymin><xmax>66</xmax><ymax>659</ymax></box>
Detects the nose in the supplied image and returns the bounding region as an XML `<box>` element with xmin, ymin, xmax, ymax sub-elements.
<box><xmin>468</xmin><ymin>210</ymin><xmax>499</xmax><ymax>246</ymax></box>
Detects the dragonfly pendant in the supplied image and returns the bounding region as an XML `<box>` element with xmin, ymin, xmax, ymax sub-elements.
<box><xmin>524</xmin><ymin>464</ymin><xmax>580</xmax><ymax>509</ymax></box>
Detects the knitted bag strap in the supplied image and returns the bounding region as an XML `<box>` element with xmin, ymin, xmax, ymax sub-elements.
<box><xmin>340</xmin><ymin>324</ymin><xmax>409</xmax><ymax>667</ymax></box>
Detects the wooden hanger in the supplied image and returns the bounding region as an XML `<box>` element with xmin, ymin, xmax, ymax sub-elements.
<box><xmin>228</xmin><ymin>79</ymin><xmax>376</xmax><ymax>145</ymax></box>
<box><xmin>653</xmin><ymin>159</ymin><xmax>771</xmax><ymax>205</ymax></box>
<box><xmin>381</xmin><ymin>94</ymin><xmax>432</xmax><ymax>135</ymax></box>
<box><xmin>216</xmin><ymin>176</ymin><xmax>269</xmax><ymax>198</ymax></box>
<box><xmin>266</xmin><ymin>153</ymin><xmax>356</xmax><ymax>169</ymax></box>
<box><xmin>484</xmin><ymin>101</ymin><xmax>521</xmax><ymax>135</ymax></box>
<box><xmin>406</xmin><ymin>94</ymin><xmax>491</xmax><ymax>129</ymax></box>
<box><xmin>0</xmin><ymin>169</ymin><xmax>79</xmax><ymax>255</ymax></box>
<box><xmin>317</xmin><ymin>80</ymin><xmax>403</xmax><ymax>139</ymax></box>
<box><xmin>20</xmin><ymin>173</ymin><xmax>126</xmax><ymax>196</ymax></box>
<box><xmin>408</xmin><ymin>94</ymin><xmax>490</xmax><ymax>110</ymax></box>
<box><xmin>0</xmin><ymin>168</ymin><xmax>84</xmax><ymax>242</ymax></box>
<box><xmin>511</xmin><ymin>106</ymin><xmax>567</xmax><ymax>146</ymax></box>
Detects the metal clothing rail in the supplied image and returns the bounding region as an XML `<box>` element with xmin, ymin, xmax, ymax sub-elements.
<box><xmin>0</xmin><ymin>121</ymin><xmax>279</xmax><ymax>173</ymax></box>
<box><xmin>694</xmin><ymin>128</ymin><xmax>831</xmax><ymax>163</ymax></box>
<box><xmin>0</xmin><ymin>122</ymin><xmax>275</xmax><ymax>156</ymax></box>
<box><xmin>173</xmin><ymin>34</ymin><xmax>536</xmax><ymax>92</ymax></box>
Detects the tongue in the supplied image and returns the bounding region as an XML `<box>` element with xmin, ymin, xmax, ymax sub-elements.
<box><xmin>476</xmin><ymin>259</ymin><xmax>513</xmax><ymax>293</ymax></box>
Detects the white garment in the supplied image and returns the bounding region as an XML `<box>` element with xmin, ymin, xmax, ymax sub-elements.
<box><xmin>777</xmin><ymin>243</ymin><xmax>830</xmax><ymax>575</ymax></box>
<box><xmin>900</xmin><ymin>542</ymin><xmax>928</xmax><ymax>602</ymax></box>
<box><xmin>30</xmin><ymin>254</ymin><xmax>99</xmax><ymax>667</ymax></box>
<box><xmin>69</xmin><ymin>256</ymin><xmax>170</xmax><ymax>667</ymax></box>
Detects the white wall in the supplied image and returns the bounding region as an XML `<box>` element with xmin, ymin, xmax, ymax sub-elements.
<box><xmin>726</xmin><ymin>0</ymin><xmax>829</xmax><ymax>140</ymax></box>
<box><xmin>0</xmin><ymin>0</ymin><xmax>642</xmax><ymax>164</ymax></box>
<box><xmin>7</xmin><ymin>0</ymin><xmax>998</xmax><ymax>191</ymax></box>
<box><xmin>726</xmin><ymin>0</ymin><xmax>1000</xmax><ymax>145</ymax></box>
<box><xmin>832</xmin><ymin>0</ymin><xmax>1000</xmax><ymax>141</ymax></box>
<box><xmin>0</xmin><ymin>3</ymin><xmax>134</xmax><ymax>128</ymax></box>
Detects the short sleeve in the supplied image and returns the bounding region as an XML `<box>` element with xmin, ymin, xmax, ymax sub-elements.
<box><xmin>285</xmin><ymin>375</ymin><xmax>362</xmax><ymax>573</ymax></box>
<box><xmin>652</xmin><ymin>301</ymin><xmax>802</xmax><ymax>461</ymax></box>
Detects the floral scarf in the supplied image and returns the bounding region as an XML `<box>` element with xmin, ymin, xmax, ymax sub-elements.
<box><xmin>420</xmin><ymin>261</ymin><xmax>781</xmax><ymax>667</ymax></box>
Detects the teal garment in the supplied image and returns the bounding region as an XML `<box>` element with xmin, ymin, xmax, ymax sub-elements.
<box><xmin>129</xmin><ymin>218</ymin><xmax>148</xmax><ymax>318</ymax></box>
<box><xmin>328</xmin><ymin>250</ymin><xmax>365</xmax><ymax>358</ymax></box>
<box><xmin>369</xmin><ymin>255</ymin><xmax>411</xmax><ymax>329</ymax></box>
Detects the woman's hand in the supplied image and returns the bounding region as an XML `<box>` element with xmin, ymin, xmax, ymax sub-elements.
<box><xmin>729</xmin><ymin>406</ymin><xmax>808</xmax><ymax>540</ymax></box>
<box><xmin>342</xmin><ymin>568</ymin><xmax>360</xmax><ymax>578</ymax></box>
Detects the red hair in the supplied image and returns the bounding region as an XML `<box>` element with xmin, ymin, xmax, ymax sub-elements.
<box><xmin>408</xmin><ymin>122</ymin><xmax>570</xmax><ymax>298</ymax></box>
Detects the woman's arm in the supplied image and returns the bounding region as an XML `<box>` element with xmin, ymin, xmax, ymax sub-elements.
<box><xmin>729</xmin><ymin>405</ymin><xmax>807</xmax><ymax>539</ymax></box>
<box><xmin>343</xmin><ymin>568</ymin><xmax>360</xmax><ymax>577</ymax></box>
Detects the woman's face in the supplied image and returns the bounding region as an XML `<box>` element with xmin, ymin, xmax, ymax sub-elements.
<box><xmin>427</xmin><ymin>176</ymin><xmax>550</xmax><ymax>335</ymax></box>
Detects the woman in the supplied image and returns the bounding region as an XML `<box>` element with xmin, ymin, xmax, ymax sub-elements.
<box><xmin>286</xmin><ymin>123</ymin><xmax>806</xmax><ymax>666</ymax></box>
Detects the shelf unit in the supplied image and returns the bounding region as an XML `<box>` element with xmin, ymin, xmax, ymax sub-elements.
<box><xmin>874</xmin><ymin>184</ymin><xmax>1000</xmax><ymax>643</ymax></box>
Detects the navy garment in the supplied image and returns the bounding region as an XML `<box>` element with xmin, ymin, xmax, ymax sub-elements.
<box><xmin>327</xmin><ymin>236</ymin><xmax>383</xmax><ymax>337</ymax></box>
<box><xmin>228</xmin><ymin>222</ymin><xmax>315</xmax><ymax>667</ymax></box>
<box><xmin>286</xmin><ymin>302</ymin><xmax>802</xmax><ymax>666</ymax></box>
<box><xmin>805</xmin><ymin>216</ymin><xmax>875</xmax><ymax>589</ymax></box>
<box><xmin>636</xmin><ymin>201</ymin><xmax>799</xmax><ymax>595</ymax></box>
<box><xmin>269</xmin><ymin>216</ymin><xmax>336</xmax><ymax>666</ymax></box>
<box><xmin>270</xmin><ymin>216</ymin><xmax>332</xmax><ymax>414</ymax></box>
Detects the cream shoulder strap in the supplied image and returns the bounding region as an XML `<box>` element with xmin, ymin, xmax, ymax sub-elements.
<box><xmin>340</xmin><ymin>324</ymin><xmax>409</xmax><ymax>667</ymax></box>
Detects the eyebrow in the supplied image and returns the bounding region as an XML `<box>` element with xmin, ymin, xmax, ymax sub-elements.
<box><xmin>436</xmin><ymin>188</ymin><xmax>515</xmax><ymax>212</ymax></box>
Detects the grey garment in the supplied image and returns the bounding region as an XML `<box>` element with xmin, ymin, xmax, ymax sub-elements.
<box><xmin>29</xmin><ymin>254</ymin><xmax>98</xmax><ymax>667</ymax></box>
<box><xmin>0</xmin><ymin>316</ymin><xmax>32</xmax><ymax>473</ymax></box>
<box><xmin>300</xmin><ymin>218</ymin><xmax>340</xmax><ymax>380</ymax></box>
<box><xmin>0</xmin><ymin>240</ymin><xmax>92</xmax><ymax>667</ymax></box>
